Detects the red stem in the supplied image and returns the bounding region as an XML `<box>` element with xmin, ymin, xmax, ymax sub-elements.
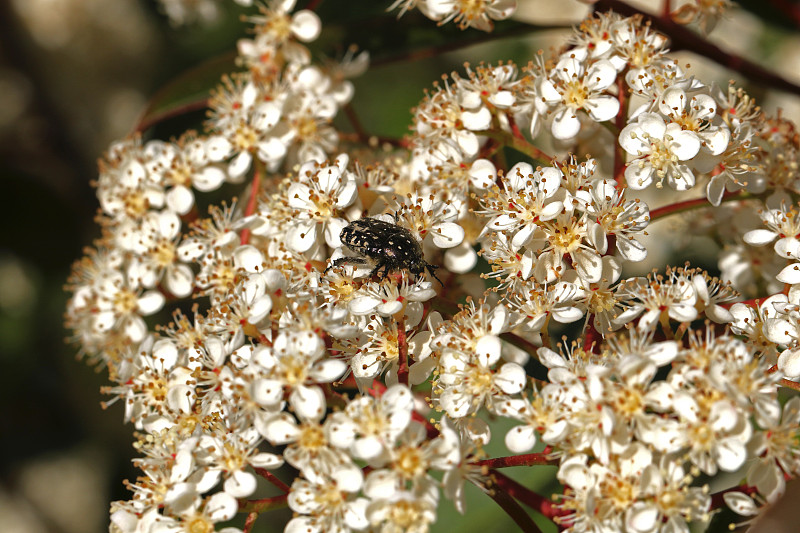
<box><xmin>254</xmin><ymin>467</ymin><xmax>291</xmax><ymax>493</ymax></box>
<box><xmin>397</xmin><ymin>314</ymin><xmax>409</xmax><ymax>385</ymax></box>
<box><xmin>476</xmin><ymin>452</ymin><xmax>556</xmax><ymax>468</ymax></box>
<box><xmin>484</xmin><ymin>475</ymin><xmax>543</xmax><ymax>533</ymax></box>
<box><xmin>582</xmin><ymin>323</ymin><xmax>600</xmax><ymax>352</ymax></box>
<box><xmin>780</xmin><ymin>378</ymin><xmax>800</xmax><ymax>391</ymax></box>
<box><xmin>240</xmin><ymin>164</ymin><xmax>262</xmax><ymax>245</ymax></box>
<box><xmin>614</xmin><ymin>75</ymin><xmax>628</xmax><ymax>186</ymax></box>
<box><xmin>492</xmin><ymin>470</ymin><xmax>562</xmax><ymax>521</ymax></box>
<box><xmin>648</xmin><ymin>190</ymin><xmax>746</xmax><ymax>221</ymax></box>
<box><xmin>238</xmin><ymin>493</ymin><xmax>289</xmax><ymax>514</ymax></box>
<box><xmin>243</xmin><ymin>512</ymin><xmax>258</xmax><ymax>533</ymax></box>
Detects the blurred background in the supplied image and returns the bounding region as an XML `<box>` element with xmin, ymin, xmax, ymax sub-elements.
<box><xmin>1</xmin><ymin>1</ymin><xmax>799</xmax><ymax>532</ymax></box>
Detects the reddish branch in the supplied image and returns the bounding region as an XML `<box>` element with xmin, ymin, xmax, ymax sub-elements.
<box><xmin>239</xmin><ymin>164</ymin><xmax>262</xmax><ymax>245</ymax></box>
<box><xmin>238</xmin><ymin>493</ymin><xmax>289</xmax><ymax>514</ymax></box>
<box><xmin>648</xmin><ymin>190</ymin><xmax>749</xmax><ymax>221</ymax></box>
<box><xmin>491</xmin><ymin>470</ymin><xmax>562</xmax><ymax>522</ymax></box>
<box><xmin>397</xmin><ymin>314</ymin><xmax>409</xmax><ymax>385</ymax></box>
<box><xmin>476</xmin><ymin>451</ymin><xmax>556</xmax><ymax>468</ymax></box>
<box><xmin>254</xmin><ymin>467</ymin><xmax>291</xmax><ymax>493</ymax></box>
<box><xmin>614</xmin><ymin>75</ymin><xmax>628</xmax><ymax>185</ymax></box>
<box><xmin>780</xmin><ymin>378</ymin><xmax>800</xmax><ymax>391</ymax></box>
<box><xmin>243</xmin><ymin>512</ymin><xmax>259</xmax><ymax>533</ymax></box>
<box><xmin>484</xmin><ymin>477</ymin><xmax>543</xmax><ymax>533</ymax></box>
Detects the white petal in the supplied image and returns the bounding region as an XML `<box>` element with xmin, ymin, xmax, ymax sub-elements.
<box><xmin>153</xmin><ymin>340</ymin><xmax>179</xmax><ymax>368</ymax></box>
<box><xmin>228</xmin><ymin>151</ymin><xmax>252</xmax><ymax>179</ymax></box>
<box><xmin>625</xmin><ymin>162</ymin><xmax>654</xmax><ymax>190</ymax></box>
<box><xmin>505</xmin><ymin>425</ymin><xmax>536</xmax><ymax>453</ymax></box>
<box><xmin>616</xmin><ymin>235</ymin><xmax>648</xmax><ymax>262</ymax></box>
<box><xmin>250</xmin><ymin>452</ymin><xmax>283</xmax><ymax>469</ymax></box>
<box><xmin>723</xmin><ymin>492</ymin><xmax>759</xmax><ymax>516</ymax></box>
<box><xmin>224</xmin><ymin>470</ymin><xmax>257</xmax><ymax>498</ymax></box>
<box><xmin>573</xmin><ymin>249</ymin><xmax>603</xmax><ymax>283</ymax></box>
<box><xmin>194</xmin><ymin>166</ymin><xmax>226</xmax><ymax>192</ymax></box>
<box><xmin>263</xmin><ymin>413</ymin><xmax>300</xmax><ymax>444</ymax></box>
<box><xmin>716</xmin><ymin>438</ymin><xmax>747</xmax><ymax>472</ymax></box>
<box><xmin>166</xmin><ymin>186</ymin><xmax>194</xmax><ymax>215</ymax></box>
<box><xmin>234</xmin><ymin>245</ymin><xmax>265</xmax><ymax>273</ymax></box>
<box><xmin>287</xmin><ymin>220</ymin><xmax>318</xmax><ymax>252</ymax></box>
<box><xmin>702</xmin><ymin>126</ymin><xmax>730</xmax><ymax>155</ymax></box>
<box><xmin>206</xmin><ymin>492</ymin><xmax>238</xmax><ymax>522</ymax></box>
<box><xmin>248</xmin><ymin>295</ymin><xmax>273</xmax><ymax>324</ymax></box>
<box><xmin>742</xmin><ymin>229</ymin><xmax>778</xmax><ymax>246</ymax></box>
<box><xmin>291</xmin><ymin>10</ymin><xmax>321</xmax><ymax>42</ymax></box>
<box><xmin>253</xmin><ymin>378</ymin><xmax>284</xmax><ymax>406</ymax></box>
<box><xmin>137</xmin><ymin>290</ymin><xmax>165</xmax><ymax>314</ymax></box>
<box><xmin>461</xmin><ymin>107</ymin><xmax>492</xmax><ymax>131</ymax></box>
<box><xmin>551</xmin><ymin>108</ymin><xmax>581</xmax><ymax>140</ymax></box>
<box><xmin>667</xmin><ymin>128</ymin><xmax>701</xmax><ymax>160</ymax></box>
<box><xmin>778</xmin><ymin>348</ymin><xmax>800</xmax><ymax>378</ymax></box>
<box><xmin>468</xmin><ymin>159</ymin><xmax>497</xmax><ymax>189</ymax></box>
<box><xmin>538</xmin><ymin>347</ymin><xmax>566</xmax><ymax>368</ymax></box>
<box><xmin>638</xmin><ymin>113</ymin><xmax>667</xmax><ymax>139</ymax></box>
<box><xmin>626</xmin><ymin>502</ymin><xmax>658</xmax><ymax>532</ymax></box>
<box><xmin>166</xmin><ymin>264</ymin><xmax>194</xmax><ymax>297</ymax></box>
<box><xmin>619</xmin><ymin>123</ymin><xmax>651</xmax><ymax>155</ymax></box>
<box><xmin>496</xmin><ymin>363</ymin><xmax>526</xmax><ymax>394</ymax></box>
<box><xmin>324</xmin><ymin>218</ymin><xmax>348</xmax><ymax>249</ymax></box>
<box><xmin>310</xmin><ymin>359</ymin><xmax>348</xmax><ymax>382</ymax></box>
<box><xmin>586</xmin><ymin>95</ymin><xmax>620</xmax><ymax>122</ymax></box>
<box><xmin>475</xmin><ymin>335</ymin><xmax>502</xmax><ymax>367</ymax></box>
<box><xmin>290</xmin><ymin>385</ymin><xmax>326</xmax><ymax>422</ymax></box>
<box><xmin>349</xmin><ymin>295</ymin><xmax>381</xmax><ymax>315</ymax></box>
<box><xmin>332</xmin><ymin>462</ymin><xmax>364</xmax><ymax>493</ymax></box>
<box><xmin>432</xmin><ymin>222</ymin><xmax>465</xmax><ymax>248</ymax></box>
<box><xmin>364</xmin><ymin>470</ymin><xmax>398</xmax><ymax>500</ymax></box>
<box><xmin>444</xmin><ymin>241</ymin><xmax>478</xmax><ymax>273</ymax></box>
<box><xmin>551</xmin><ymin>306</ymin><xmax>584</xmax><ymax>323</ymax></box>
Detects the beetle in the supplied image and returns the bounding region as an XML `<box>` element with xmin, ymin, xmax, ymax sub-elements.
<box><xmin>325</xmin><ymin>217</ymin><xmax>443</xmax><ymax>285</ymax></box>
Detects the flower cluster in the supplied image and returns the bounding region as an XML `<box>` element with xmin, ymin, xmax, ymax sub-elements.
<box><xmin>66</xmin><ymin>3</ymin><xmax>800</xmax><ymax>533</ymax></box>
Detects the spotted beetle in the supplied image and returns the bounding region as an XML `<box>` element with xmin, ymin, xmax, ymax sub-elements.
<box><xmin>326</xmin><ymin>217</ymin><xmax>443</xmax><ymax>285</ymax></box>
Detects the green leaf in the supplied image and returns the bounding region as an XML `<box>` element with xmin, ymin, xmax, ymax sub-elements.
<box><xmin>136</xmin><ymin>51</ymin><xmax>237</xmax><ymax>132</ymax></box>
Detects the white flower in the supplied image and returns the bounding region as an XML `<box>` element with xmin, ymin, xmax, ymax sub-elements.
<box><xmin>743</xmin><ymin>205</ymin><xmax>800</xmax><ymax>259</ymax></box>
<box><xmin>575</xmin><ymin>178</ymin><xmax>649</xmax><ymax>262</ymax></box>
<box><xmin>286</xmin><ymin>464</ymin><xmax>368</xmax><ymax>533</ymax></box>
<box><xmin>208</xmin><ymin>77</ymin><xmax>286</xmax><ymax>177</ymax></box>
<box><xmin>257</xmin><ymin>388</ymin><xmax>346</xmax><ymax>481</ymax></box>
<box><xmin>338</xmin><ymin>384</ymin><xmax>415</xmax><ymax>463</ymax></box>
<box><xmin>620</xmin><ymin>112</ymin><xmax>701</xmax><ymax>190</ymax></box>
<box><xmin>657</xmin><ymin>86</ymin><xmax>730</xmax><ymax>157</ymax></box>
<box><xmin>535</xmin><ymin>53</ymin><xmax>620</xmax><ymax>140</ymax></box>
<box><xmin>196</xmin><ymin>427</ymin><xmax>282</xmax><ymax>499</ymax></box>
<box><xmin>286</xmin><ymin>155</ymin><xmax>358</xmax><ymax>253</ymax></box>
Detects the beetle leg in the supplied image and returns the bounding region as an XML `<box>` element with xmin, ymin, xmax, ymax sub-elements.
<box><xmin>324</xmin><ymin>256</ymin><xmax>369</xmax><ymax>274</ymax></box>
<box><xmin>426</xmin><ymin>263</ymin><xmax>444</xmax><ymax>286</ymax></box>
